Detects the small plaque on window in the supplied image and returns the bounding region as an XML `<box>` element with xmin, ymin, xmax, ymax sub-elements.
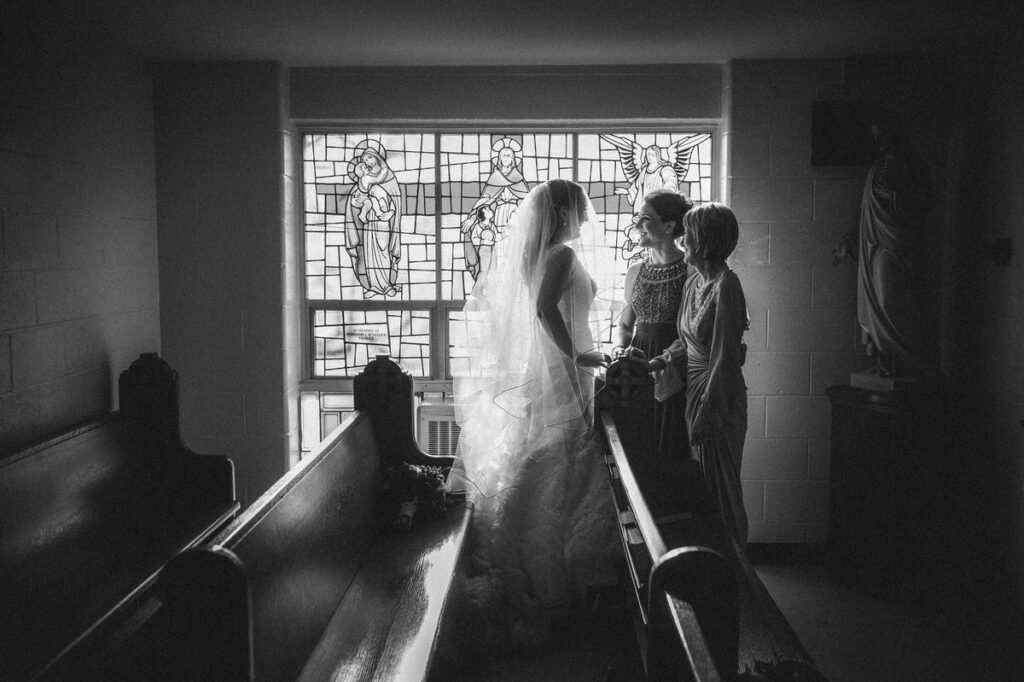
<box><xmin>345</xmin><ymin>324</ymin><xmax>389</xmax><ymax>346</ymax></box>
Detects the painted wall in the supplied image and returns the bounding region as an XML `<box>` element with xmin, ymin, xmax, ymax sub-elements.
<box><xmin>153</xmin><ymin>63</ymin><xmax>296</xmax><ymax>507</ymax></box>
<box><xmin>727</xmin><ymin>57</ymin><xmax>956</xmax><ymax>543</ymax></box>
<box><xmin>949</xmin><ymin>46</ymin><xmax>1024</xmax><ymax>623</ymax></box>
<box><xmin>0</xmin><ymin>3</ymin><xmax>160</xmax><ymax>455</ymax></box>
<box><xmin>290</xmin><ymin>65</ymin><xmax>723</xmax><ymax>120</ymax></box>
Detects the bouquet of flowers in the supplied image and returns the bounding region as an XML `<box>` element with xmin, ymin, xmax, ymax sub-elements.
<box><xmin>381</xmin><ymin>462</ymin><xmax>450</xmax><ymax>531</ymax></box>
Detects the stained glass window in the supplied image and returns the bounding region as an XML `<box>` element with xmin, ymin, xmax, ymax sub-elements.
<box><xmin>303</xmin><ymin>130</ymin><xmax>714</xmax><ymax>378</ymax></box>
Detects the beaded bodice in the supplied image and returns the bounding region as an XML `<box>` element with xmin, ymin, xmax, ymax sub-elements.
<box><xmin>687</xmin><ymin>273</ymin><xmax>718</xmax><ymax>345</ymax></box>
<box><xmin>630</xmin><ymin>258</ymin><xmax>688</xmax><ymax>324</ymax></box>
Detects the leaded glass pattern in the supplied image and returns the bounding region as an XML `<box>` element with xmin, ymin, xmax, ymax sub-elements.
<box><xmin>303</xmin><ymin>131</ymin><xmax>713</xmax><ymax>377</ymax></box>
<box><xmin>304</xmin><ymin>134</ymin><xmax>437</xmax><ymax>301</ymax></box>
<box><xmin>441</xmin><ymin>133</ymin><xmax>574</xmax><ymax>299</ymax></box>
<box><xmin>312</xmin><ymin>308</ymin><xmax>431</xmax><ymax>377</ymax></box>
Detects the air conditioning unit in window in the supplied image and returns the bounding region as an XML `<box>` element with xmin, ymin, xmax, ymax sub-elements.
<box><xmin>416</xmin><ymin>395</ymin><xmax>461</xmax><ymax>458</ymax></box>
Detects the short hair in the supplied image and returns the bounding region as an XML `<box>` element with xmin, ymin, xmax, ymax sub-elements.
<box><xmin>643</xmin><ymin>190</ymin><xmax>694</xmax><ymax>238</ymax></box>
<box><xmin>682</xmin><ymin>202</ymin><xmax>739</xmax><ymax>264</ymax></box>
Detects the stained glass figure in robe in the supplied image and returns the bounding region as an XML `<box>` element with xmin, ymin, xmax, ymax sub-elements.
<box><xmin>345</xmin><ymin>139</ymin><xmax>403</xmax><ymax>297</ymax></box>
<box><xmin>460</xmin><ymin>137</ymin><xmax>530</xmax><ymax>280</ymax></box>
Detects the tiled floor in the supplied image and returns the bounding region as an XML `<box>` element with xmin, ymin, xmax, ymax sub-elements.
<box><xmin>442</xmin><ymin>558</ymin><xmax>1021</xmax><ymax>681</ymax></box>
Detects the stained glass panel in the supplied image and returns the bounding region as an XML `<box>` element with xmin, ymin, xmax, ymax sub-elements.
<box><xmin>440</xmin><ymin>133</ymin><xmax>574</xmax><ymax>299</ymax></box>
<box><xmin>303</xmin><ymin>130</ymin><xmax>714</xmax><ymax>379</ymax></box>
<box><xmin>578</xmin><ymin>131</ymin><xmax>714</xmax><ymax>344</ymax></box>
<box><xmin>312</xmin><ymin>308</ymin><xmax>431</xmax><ymax>377</ymax></box>
<box><xmin>304</xmin><ymin>134</ymin><xmax>437</xmax><ymax>301</ymax></box>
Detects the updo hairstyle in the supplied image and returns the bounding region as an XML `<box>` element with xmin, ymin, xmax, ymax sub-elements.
<box><xmin>643</xmin><ymin>190</ymin><xmax>694</xmax><ymax>238</ymax></box>
<box><xmin>548</xmin><ymin>178</ymin><xmax>587</xmax><ymax>217</ymax></box>
<box><xmin>682</xmin><ymin>202</ymin><xmax>740</xmax><ymax>264</ymax></box>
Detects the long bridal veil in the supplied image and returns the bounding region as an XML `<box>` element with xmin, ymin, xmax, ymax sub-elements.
<box><xmin>452</xmin><ymin>179</ymin><xmax>616</xmax><ymax>503</ymax></box>
<box><xmin>449</xmin><ymin>179</ymin><xmax>619</xmax><ymax>657</ymax></box>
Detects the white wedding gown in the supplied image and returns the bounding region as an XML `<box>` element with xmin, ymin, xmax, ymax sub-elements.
<box><xmin>451</xmin><ymin>243</ymin><xmax>618</xmax><ymax>656</ymax></box>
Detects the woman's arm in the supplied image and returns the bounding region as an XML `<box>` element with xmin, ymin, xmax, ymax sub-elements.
<box><xmin>614</xmin><ymin>263</ymin><xmax>642</xmax><ymax>353</ymax></box>
<box><xmin>536</xmin><ymin>247</ymin><xmax>606</xmax><ymax>368</ymax></box>
<box><xmin>615</xmin><ymin>305</ymin><xmax>636</xmax><ymax>352</ymax></box>
<box><xmin>647</xmin><ymin>338</ymin><xmax>682</xmax><ymax>372</ymax></box>
<box><xmin>691</xmin><ymin>272</ymin><xmax>747</xmax><ymax>443</ymax></box>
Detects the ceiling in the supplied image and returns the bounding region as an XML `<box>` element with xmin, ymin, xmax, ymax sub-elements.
<box><xmin>55</xmin><ymin>0</ymin><xmax>1020</xmax><ymax>66</ymax></box>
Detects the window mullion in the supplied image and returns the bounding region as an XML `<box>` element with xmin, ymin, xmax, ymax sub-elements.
<box><xmin>433</xmin><ymin>133</ymin><xmax>444</xmax><ymax>380</ymax></box>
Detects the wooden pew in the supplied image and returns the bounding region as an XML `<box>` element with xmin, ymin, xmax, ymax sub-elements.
<box><xmin>598</xmin><ymin>358</ymin><xmax>826</xmax><ymax>681</ymax></box>
<box><xmin>0</xmin><ymin>353</ymin><xmax>239</xmax><ymax>681</ymax></box>
<box><xmin>103</xmin><ymin>355</ymin><xmax>472</xmax><ymax>681</ymax></box>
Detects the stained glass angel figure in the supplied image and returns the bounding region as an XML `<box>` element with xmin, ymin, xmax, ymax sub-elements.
<box><xmin>601</xmin><ymin>133</ymin><xmax>711</xmax><ymax>262</ymax></box>
<box><xmin>461</xmin><ymin>137</ymin><xmax>530</xmax><ymax>280</ymax></box>
<box><xmin>345</xmin><ymin>139</ymin><xmax>403</xmax><ymax>297</ymax></box>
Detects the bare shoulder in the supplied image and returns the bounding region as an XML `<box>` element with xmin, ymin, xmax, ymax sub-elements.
<box><xmin>541</xmin><ymin>244</ymin><xmax>576</xmax><ymax>279</ymax></box>
<box><xmin>545</xmin><ymin>243</ymin><xmax>575</xmax><ymax>263</ymax></box>
<box><xmin>623</xmin><ymin>261</ymin><xmax>642</xmax><ymax>295</ymax></box>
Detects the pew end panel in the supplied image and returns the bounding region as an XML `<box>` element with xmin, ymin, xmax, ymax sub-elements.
<box><xmin>354</xmin><ymin>354</ymin><xmax>458</xmax><ymax>472</ymax></box>
<box><xmin>648</xmin><ymin>547</ymin><xmax>739</xmax><ymax>680</ymax></box>
<box><xmin>129</xmin><ymin>355</ymin><xmax>472</xmax><ymax>682</ymax></box>
<box><xmin>599</xmin><ymin>358</ymin><xmax>825</xmax><ymax>681</ymax></box>
<box><xmin>664</xmin><ymin>596</ymin><xmax>723</xmax><ymax>682</ymax></box>
<box><xmin>0</xmin><ymin>353</ymin><xmax>238</xmax><ymax>681</ymax></box>
<box><xmin>212</xmin><ymin>409</ymin><xmax>385</xmax><ymax>680</ymax></box>
<box><xmin>599</xmin><ymin>400</ymin><xmax>738</xmax><ymax>680</ymax></box>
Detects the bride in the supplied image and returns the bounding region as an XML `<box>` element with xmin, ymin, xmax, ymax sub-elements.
<box><xmin>451</xmin><ymin>178</ymin><xmax>618</xmax><ymax>658</ymax></box>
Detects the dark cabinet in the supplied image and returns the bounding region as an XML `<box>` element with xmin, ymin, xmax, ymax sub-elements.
<box><xmin>825</xmin><ymin>384</ymin><xmax>950</xmax><ymax>598</ymax></box>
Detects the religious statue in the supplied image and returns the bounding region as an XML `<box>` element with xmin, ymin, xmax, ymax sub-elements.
<box><xmin>601</xmin><ymin>133</ymin><xmax>710</xmax><ymax>262</ymax></box>
<box><xmin>345</xmin><ymin>139</ymin><xmax>403</xmax><ymax>298</ymax></box>
<box><xmin>832</xmin><ymin>111</ymin><xmax>934</xmax><ymax>389</ymax></box>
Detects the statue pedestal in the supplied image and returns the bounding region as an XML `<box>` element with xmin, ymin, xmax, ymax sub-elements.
<box><xmin>849</xmin><ymin>370</ymin><xmax>894</xmax><ymax>392</ymax></box>
<box><xmin>825</xmin><ymin>384</ymin><xmax>952</xmax><ymax>603</ymax></box>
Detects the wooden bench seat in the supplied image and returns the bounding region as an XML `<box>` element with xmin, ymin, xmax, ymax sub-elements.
<box><xmin>297</xmin><ymin>504</ymin><xmax>470</xmax><ymax>681</ymax></box>
<box><xmin>0</xmin><ymin>353</ymin><xmax>238</xmax><ymax>681</ymax></box>
<box><xmin>598</xmin><ymin>358</ymin><xmax>825</xmax><ymax>681</ymax></box>
<box><xmin>105</xmin><ymin>355</ymin><xmax>472</xmax><ymax>682</ymax></box>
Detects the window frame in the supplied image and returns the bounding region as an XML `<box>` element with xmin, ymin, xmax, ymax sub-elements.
<box><xmin>296</xmin><ymin>121</ymin><xmax>722</xmax><ymax>397</ymax></box>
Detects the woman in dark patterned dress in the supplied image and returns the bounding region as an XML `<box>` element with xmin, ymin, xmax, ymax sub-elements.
<box><xmin>613</xmin><ymin>190</ymin><xmax>692</xmax><ymax>460</ymax></box>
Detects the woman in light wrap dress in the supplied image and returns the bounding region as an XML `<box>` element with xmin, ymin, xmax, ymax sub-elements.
<box><xmin>649</xmin><ymin>202</ymin><xmax>750</xmax><ymax>549</ymax></box>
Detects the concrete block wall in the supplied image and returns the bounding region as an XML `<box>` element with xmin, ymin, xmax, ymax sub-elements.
<box><xmin>727</xmin><ymin>60</ymin><xmax>864</xmax><ymax>543</ymax></box>
<box><xmin>950</xmin><ymin>48</ymin><xmax>1024</xmax><ymax>618</ymax></box>
<box><xmin>727</xmin><ymin>57</ymin><xmax>955</xmax><ymax>543</ymax></box>
<box><xmin>0</xmin><ymin>4</ymin><xmax>159</xmax><ymax>455</ymax></box>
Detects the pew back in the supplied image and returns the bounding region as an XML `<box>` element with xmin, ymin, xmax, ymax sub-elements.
<box><xmin>121</xmin><ymin>355</ymin><xmax>470</xmax><ymax>682</ymax></box>
<box><xmin>217</xmin><ymin>410</ymin><xmax>383</xmax><ymax>680</ymax></box>
<box><xmin>602</xmin><ymin>408</ymin><xmax>739</xmax><ymax>681</ymax></box>
<box><xmin>0</xmin><ymin>353</ymin><xmax>237</xmax><ymax>680</ymax></box>
<box><xmin>598</xmin><ymin>358</ymin><xmax>822</xmax><ymax>680</ymax></box>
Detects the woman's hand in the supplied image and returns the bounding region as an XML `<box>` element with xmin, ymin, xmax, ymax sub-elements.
<box><xmin>613</xmin><ymin>345</ymin><xmax>649</xmax><ymax>362</ymax></box>
<box><xmin>646</xmin><ymin>356</ymin><xmax>666</xmax><ymax>373</ymax></box>
<box><xmin>575</xmin><ymin>351</ymin><xmax>611</xmax><ymax>368</ymax></box>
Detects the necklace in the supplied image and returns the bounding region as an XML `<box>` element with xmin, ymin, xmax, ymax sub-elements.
<box><xmin>641</xmin><ymin>257</ymin><xmax>687</xmax><ymax>282</ymax></box>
